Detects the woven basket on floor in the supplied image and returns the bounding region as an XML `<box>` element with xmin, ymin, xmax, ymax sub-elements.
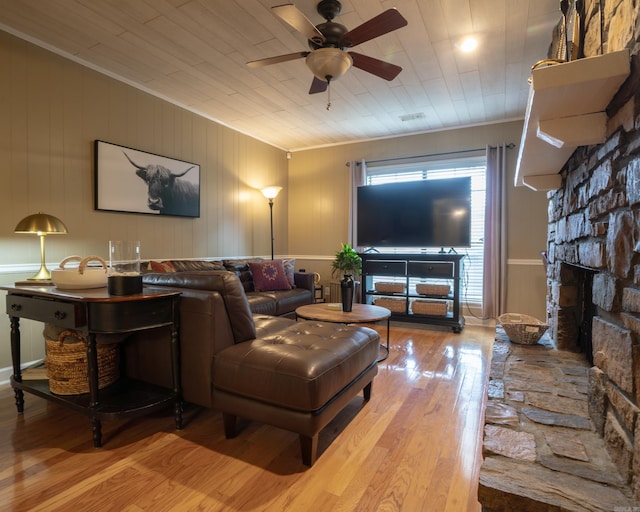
<box><xmin>45</xmin><ymin>330</ymin><xmax>120</xmax><ymax>395</ymax></box>
<box><xmin>498</xmin><ymin>313</ymin><xmax>549</xmax><ymax>345</ymax></box>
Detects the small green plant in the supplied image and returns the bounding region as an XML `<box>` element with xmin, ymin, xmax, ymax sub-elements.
<box><xmin>331</xmin><ymin>243</ymin><xmax>362</xmax><ymax>278</ymax></box>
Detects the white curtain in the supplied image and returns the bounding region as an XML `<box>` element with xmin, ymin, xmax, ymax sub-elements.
<box><xmin>348</xmin><ymin>159</ymin><xmax>366</xmax><ymax>250</ymax></box>
<box><xmin>483</xmin><ymin>144</ymin><xmax>508</xmax><ymax>318</ymax></box>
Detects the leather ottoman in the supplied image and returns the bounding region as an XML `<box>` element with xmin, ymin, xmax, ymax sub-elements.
<box><xmin>212</xmin><ymin>320</ymin><xmax>380</xmax><ymax>466</ymax></box>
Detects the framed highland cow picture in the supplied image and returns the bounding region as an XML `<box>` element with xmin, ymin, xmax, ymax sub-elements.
<box><xmin>94</xmin><ymin>140</ymin><xmax>200</xmax><ymax>218</ymax></box>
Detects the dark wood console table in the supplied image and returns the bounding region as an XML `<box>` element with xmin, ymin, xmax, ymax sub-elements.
<box><xmin>2</xmin><ymin>285</ymin><xmax>182</xmax><ymax>447</ymax></box>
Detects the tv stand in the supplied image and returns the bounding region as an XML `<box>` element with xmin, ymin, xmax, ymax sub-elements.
<box><xmin>360</xmin><ymin>253</ymin><xmax>464</xmax><ymax>332</ymax></box>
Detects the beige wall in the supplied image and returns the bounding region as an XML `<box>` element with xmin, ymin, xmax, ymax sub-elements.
<box><xmin>0</xmin><ymin>30</ymin><xmax>549</xmax><ymax>374</ymax></box>
<box><xmin>0</xmin><ymin>31</ymin><xmax>288</xmax><ymax>266</ymax></box>
<box><xmin>0</xmin><ymin>31</ymin><xmax>287</xmax><ymax>370</ymax></box>
<box><xmin>288</xmin><ymin>122</ymin><xmax>549</xmax><ymax>320</ymax></box>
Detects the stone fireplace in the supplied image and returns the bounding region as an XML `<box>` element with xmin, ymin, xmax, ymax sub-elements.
<box><xmin>544</xmin><ymin>0</ymin><xmax>640</xmax><ymax>496</ymax></box>
<box><xmin>546</xmin><ymin>146</ymin><xmax>640</xmax><ymax>498</ymax></box>
<box><xmin>478</xmin><ymin>2</ymin><xmax>640</xmax><ymax>508</ymax></box>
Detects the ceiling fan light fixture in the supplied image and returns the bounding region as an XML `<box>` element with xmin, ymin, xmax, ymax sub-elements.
<box><xmin>305</xmin><ymin>48</ymin><xmax>352</xmax><ymax>81</ymax></box>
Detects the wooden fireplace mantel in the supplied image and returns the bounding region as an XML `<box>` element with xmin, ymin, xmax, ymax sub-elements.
<box><xmin>515</xmin><ymin>50</ymin><xmax>630</xmax><ymax>192</ymax></box>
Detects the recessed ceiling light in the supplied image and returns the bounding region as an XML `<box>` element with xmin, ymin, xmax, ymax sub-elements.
<box><xmin>459</xmin><ymin>36</ymin><xmax>478</xmax><ymax>53</ymax></box>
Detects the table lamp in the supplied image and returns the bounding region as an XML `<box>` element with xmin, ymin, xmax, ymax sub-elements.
<box><xmin>14</xmin><ymin>212</ymin><xmax>68</xmax><ymax>280</ymax></box>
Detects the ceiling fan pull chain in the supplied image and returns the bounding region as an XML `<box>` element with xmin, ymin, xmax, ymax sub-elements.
<box><xmin>326</xmin><ymin>78</ymin><xmax>332</xmax><ymax>110</ymax></box>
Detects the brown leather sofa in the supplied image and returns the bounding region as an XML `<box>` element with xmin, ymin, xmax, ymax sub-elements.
<box><xmin>126</xmin><ymin>270</ymin><xmax>380</xmax><ymax>465</ymax></box>
<box><xmin>143</xmin><ymin>258</ymin><xmax>316</xmax><ymax>317</ymax></box>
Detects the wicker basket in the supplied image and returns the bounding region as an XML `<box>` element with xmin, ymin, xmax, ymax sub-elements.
<box><xmin>375</xmin><ymin>282</ymin><xmax>406</xmax><ymax>293</ymax></box>
<box><xmin>416</xmin><ymin>283</ymin><xmax>451</xmax><ymax>296</ymax></box>
<box><xmin>374</xmin><ymin>297</ymin><xmax>406</xmax><ymax>313</ymax></box>
<box><xmin>498</xmin><ymin>313</ymin><xmax>549</xmax><ymax>345</ymax></box>
<box><xmin>411</xmin><ymin>299</ymin><xmax>448</xmax><ymax>316</ymax></box>
<box><xmin>45</xmin><ymin>330</ymin><xmax>120</xmax><ymax>395</ymax></box>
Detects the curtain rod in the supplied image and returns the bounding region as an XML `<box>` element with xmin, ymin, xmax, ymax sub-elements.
<box><xmin>345</xmin><ymin>143</ymin><xmax>515</xmax><ymax>166</ymax></box>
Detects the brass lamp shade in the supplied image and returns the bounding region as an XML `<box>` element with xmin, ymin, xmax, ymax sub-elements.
<box><xmin>15</xmin><ymin>212</ymin><xmax>68</xmax><ymax>280</ymax></box>
<box><xmin>15</xmin><ymin>212</ymin><xmax>68</xmax><ymax>234</ymax></box>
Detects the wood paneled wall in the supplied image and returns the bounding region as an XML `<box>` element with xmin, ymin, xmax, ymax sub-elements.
<box><xmin>0</xmin><ymin>30</ymin><xmax>286</xmax><ymax>370</ymax></box>
<box><xmin>0</xmin><ymin>30</ymin><xmax>288</xmax><ymax>268</ymax></box>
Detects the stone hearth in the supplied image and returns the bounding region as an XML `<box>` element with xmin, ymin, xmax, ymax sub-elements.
<box><xmin>478</xmin><ymin>327</ymin><xmax>637</xmax><ymax>511</ymax></box>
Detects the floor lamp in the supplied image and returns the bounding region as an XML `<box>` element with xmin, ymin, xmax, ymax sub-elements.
<box><xmin>261</xmin><ymin>186</ymin><xmax>282</xmax><ymax>260</ymax></box>
<box><xmin>14</xmin><ymin>212</ymin><xmax>68</xmax><ymax>280</ymax></box>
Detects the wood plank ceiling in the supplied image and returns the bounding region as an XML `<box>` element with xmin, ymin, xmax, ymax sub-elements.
<box><xmin>0</xmin><ymin>0</ymin><xmax>562</xmax><ymax>151</ymax></box>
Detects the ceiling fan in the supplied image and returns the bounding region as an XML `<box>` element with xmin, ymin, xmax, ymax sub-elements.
<box><xmin>247</xmin><ymin>0</ymin><xmax>408</xmax><ymax>98</ymax></box>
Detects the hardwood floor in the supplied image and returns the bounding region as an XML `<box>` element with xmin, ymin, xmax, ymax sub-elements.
<box><xmin>0</xmin><ymin>324</ymin><xmax>494</xmax><ymax>511</ymax></box>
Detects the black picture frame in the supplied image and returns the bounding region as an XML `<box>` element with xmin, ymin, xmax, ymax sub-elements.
<box><xmin>94</xmin><ymin>140</ymin><xmax>200</xmax><ymax>218</ymax></box>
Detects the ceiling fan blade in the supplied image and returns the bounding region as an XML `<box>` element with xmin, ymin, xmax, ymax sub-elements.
<box><xmin>339</xmin><ymin>9</ymin><xmax>408</xmax><ymax>48</ymax></box>
<box><xmin>309</xmin><ymin>76</ymin><xmax>328</xmax><ymax>94</ymax></box>
<box><xmin>247</xmin><ymin>51</ymin><xmax>309</xmax><ymax>68</ymax></box>
<box><xmin>350</xmin><ymin>52</ymin><xmax>402</xmax><ymax>81</ymax></box>
<box><xmin>273</xmin><ymin>3</ymin><xmax>325</xmax><ymax>44</ymax></box>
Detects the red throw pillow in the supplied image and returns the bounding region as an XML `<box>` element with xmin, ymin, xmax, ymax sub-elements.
<box><xmin>150</xmin><ymin>260</ymin><xmax>176</xmax><ymax>273</ymax></box>
<box><xmin>248</xmin><ymin>260</ymin><xmax>293</xmax><ymax>292</ymax></box>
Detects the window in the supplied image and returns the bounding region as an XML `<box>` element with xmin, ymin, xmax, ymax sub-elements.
<box><xmin>363</xmin><ymin>156</ymin><xmax>486</xmax><ymax>309</ymax></box>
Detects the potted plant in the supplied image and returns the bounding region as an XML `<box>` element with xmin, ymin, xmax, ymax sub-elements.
<box><xmin>331</xmin><ymin>244</ymin><xmax>362</xmax><ymax>312</ymax></box>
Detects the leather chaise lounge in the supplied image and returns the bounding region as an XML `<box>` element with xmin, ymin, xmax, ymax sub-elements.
<box><xmin>127</xmin><ymin>268</ymin><xmax>380</xmax><ymax>466</ymax></box>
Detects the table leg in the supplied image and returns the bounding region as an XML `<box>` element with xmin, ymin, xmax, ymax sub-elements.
<box><xmin>86</xmin><ymin>333</ymin><xmax>102</xmax><ymax>447</ymax></box>
<box><xmin>386</xmin><ymin>317</ymin><xmax>390</xmax><ymax>350</ymax></box>
<box><xmin>170</xmin><ymin>300</ymin><xmax>183</xmax><ymax>430</ymax></box>
<box><xmin>91</xmin><ymin>418</ymin><xmax>102</xmax><ymax>448</ymax></box>
<box><xmin>9</xmin><ymin>316</ymin><xmax>24</xmax><ymax>413</ymax></box>
<box><xmin>175</xmin><ymin>402</ymin><xmax>184</xmax><ymax>430</ymax></box>
<box><xmin>376</xmin><ymin>318</ymin><xmax>391</xmax><ymax>363</ymax></box>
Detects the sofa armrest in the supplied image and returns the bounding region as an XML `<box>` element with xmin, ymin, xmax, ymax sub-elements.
<box><xmin>142</xmin><ymin>270</ymin><xmax>256</xmax><ymax>342</ymax></box>
<box><xmin>294</xmin><ymin>272</ymin><xmax>315</xmax><ymax>296</ymax></box>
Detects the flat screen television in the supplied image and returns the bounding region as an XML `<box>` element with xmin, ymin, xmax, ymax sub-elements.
<box><xmin>356</xmin><ymin>177</ymin><xmax>472</xmax><ymax>249</ymax></box>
